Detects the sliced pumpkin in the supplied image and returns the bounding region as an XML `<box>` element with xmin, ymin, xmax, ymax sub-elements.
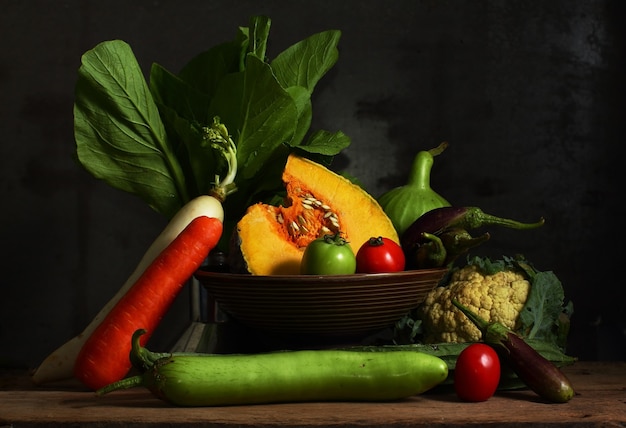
<box><xmin>231</xmin><ymin>154</ymin><xmax>399</xmax><ymax>275</ymax></box>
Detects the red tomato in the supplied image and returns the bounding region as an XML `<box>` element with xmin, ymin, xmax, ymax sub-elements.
<box><xmin>454</xmin><ymin>343</ymin><xmax>501</xmax><ymax>402</ymax></box>
<box><xmin>355</xmin><ymin>236</ymin><xmax>405</xmax><ymax>273</ymax></box>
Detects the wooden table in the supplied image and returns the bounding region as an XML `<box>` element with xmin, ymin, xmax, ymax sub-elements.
<box><xmin>1</xmin><ymin>362</ymin><xmax>624</xmax><ymax>427</ymax></box>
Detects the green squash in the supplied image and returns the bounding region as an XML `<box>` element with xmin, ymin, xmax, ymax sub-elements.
<box><xmin>378</xmin><ymin>142</ymin><xmax>451</xmax><ymax>236</ymax></box>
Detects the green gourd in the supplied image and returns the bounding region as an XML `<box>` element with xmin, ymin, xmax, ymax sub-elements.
<box><xmin>378</xmin><ymin>142</ymin><xmax>451</xmax><ymax>236</ymax></box>
<box><xmin>98</xmin><ymin>329</ymin><xmax>449</xmax><ymax>406</ymax></box>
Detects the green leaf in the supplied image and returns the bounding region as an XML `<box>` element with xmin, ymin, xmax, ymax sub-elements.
<box><xmin>149</xmin><ymin>63</ymin><xmax>222</xmax><ymax>196</ymax></box>
<box><xmin>150</xmin><ymin>62</ymin><xmax>211</xmax><ymax>126</ymax></box>
<box><xmin>296</xmin><ymin>129</ymin><xmax>351</xmax><ymax>156</ymax></box>
<box><xmin>272</xmin><ymin>30</ymin><xmax>341</xmax><ymax>150</ymax></box>
<box><xmin>178</xmin><ymin>33</ymin><xmax>249</xmax><ymax>98</ymax></box>
<box><xmin>235</xmin><ymin>55</ymin><xmax>299</xmax><ymax>180</ymax></box>
<box><xmin>74</xmin><ymin>40</ymin><xmax>187</xmax><ymax>218</ymax></box>
<box><xmin>466</xmin><ymin>255</ymin><xmax>509</xmax><ymax>274</ymax></box>
<box><xmin>271</xmin><ymin>30</ymin><xmax>341</xmax><ymax>93</ymax></box>
<box><xmin>284</xmin><ymin>86</ymin><xmax>313</xmax><ymax>147</ymax></box>
<box><xmin>247</xmin><ymin>15</ymin><xmax>271</xmax><ymax>60</ymax></box>
<box><xmin>520</xmin><ymin>270</ymin><xmax>567</xmax><ymax>340</ymax></box>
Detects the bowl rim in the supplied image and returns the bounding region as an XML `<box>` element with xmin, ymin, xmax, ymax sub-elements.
<box><xmin>194</xmin><ymin>267</ymin><xmax>449</xmax><ymax>283</ymax></box>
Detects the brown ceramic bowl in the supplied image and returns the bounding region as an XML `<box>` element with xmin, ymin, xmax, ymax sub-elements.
<box><xmin>194</xmin><ymin>268</ymin><xmax>448</xmax><ymax>340</ymax></box>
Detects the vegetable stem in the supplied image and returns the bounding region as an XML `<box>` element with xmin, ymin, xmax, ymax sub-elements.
<box><xmin>156</xmin><ymin>131</ymin><xmax>191</xmax><ymax>206</ymax></box>
<box><xmin>407</xmin><ymin>142</ymin><xmax>448</xmax><ymax>190</ymax></box>
<box><xmin>462</xmin><ymin>207</ymin><xmax>545</xmax><ymax>230</ymax></box>
<box><xmin>428</xmin><ymin>141</ymin><xmax>449</xmax><ymax>157</ymax></box>
<box><xmin>97</xmin><ymin>375</ymin><xmax>144</xmax><ymax>395</ymax></box>
<box><xmin>203</xmin><ymin>117</ymin><xmax>238</xmax><ymax>202</ymax></box>
<box><xmin>129</xmin><ymin>328</ymin><xmax>171</xmax><ymax>372</ymax></box>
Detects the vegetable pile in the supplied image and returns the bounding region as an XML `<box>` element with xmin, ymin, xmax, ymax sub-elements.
<box><xmin>393</xmin><ymin>255</ymin><xmax>575</xmax><ymax>402</ymax></box>
<box><xmin>31</xmin><ymin>14</ymin><xmax>577</xmax><ymax>406</ymax></box>
<box><xmin>453</xmin><ymin>299</ymin><xmax>575</xmax><ymax>403</ymax></box>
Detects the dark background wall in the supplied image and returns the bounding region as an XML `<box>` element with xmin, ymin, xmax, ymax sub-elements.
<box><xmin>1</xmin><ymin>0</ymin><xmax>624</xmax><ymax>370</ymax></box>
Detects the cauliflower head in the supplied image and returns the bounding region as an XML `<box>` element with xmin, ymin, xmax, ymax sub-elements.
<box><xmin>418</xmin><ymin>264</ymin><xmax>530</xmax><ymax>343</ymax></box>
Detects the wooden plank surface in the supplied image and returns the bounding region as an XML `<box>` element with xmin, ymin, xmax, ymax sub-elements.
<box><xmin>1</xmin><ymin>361</ymin><xmax>625</xmax><ymax>427</ymax></box>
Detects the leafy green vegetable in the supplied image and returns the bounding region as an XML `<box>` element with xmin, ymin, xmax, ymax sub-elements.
<box><xmin>74</xmin><ymin>15</ymin><xmax>350</xmax><ymax>226</ymax></box>
<box><xmin>74</xmin><ymin>40</ymin><xmax>188</xmax><ymax>218</ymax></box>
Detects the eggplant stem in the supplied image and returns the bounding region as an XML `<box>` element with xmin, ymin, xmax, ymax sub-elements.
<box><xmin>96</xmin><ymin>375</ymin><xmax>144</xmax><ymax>396</ymax></box>
<box><xmin>465</xmin><ymin>207</ymin><xmax>545</xmax><ymax>230</ymax></box>
<box><xmin>129</xmin><ymin>329</ymin><xmax>171</xmax><ymax>372</ymax></box>
<box><xmin>452</xmin><ymin>299</ymin><xmax>489</xmax><ymax>332</ymax></box>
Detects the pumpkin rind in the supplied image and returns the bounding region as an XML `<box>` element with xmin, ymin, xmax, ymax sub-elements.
<box><xmin>233</xmin><ymin>154</ymin><xmax>399</xmax><ymax>275</ymax></box>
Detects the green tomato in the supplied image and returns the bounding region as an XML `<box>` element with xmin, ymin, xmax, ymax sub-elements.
<box><xmin>300</xmin><ymin>233</ymin><xmax>356</xmax><ymax>275</ymax></box>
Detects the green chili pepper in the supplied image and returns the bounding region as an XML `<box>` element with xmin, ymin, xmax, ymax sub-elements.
<box><xmin>439</xmin><ymin>228</ymin><xmax>490</xmax><ymax>266</ymax></box>
<box><xmin>414</xmin><ymin>232</ymin><xmax>447</xmax><ymax>269</ymax></box>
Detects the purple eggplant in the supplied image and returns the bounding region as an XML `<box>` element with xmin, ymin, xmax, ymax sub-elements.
<box><xmin>401</xmin><ymin>206</ymin><xmax>545</xmax><ymax>252</ymax></box>
<box><xmin>452</xmin><ymin>299</ymin><xmax>575</xmax><ymax>403</ymax></box>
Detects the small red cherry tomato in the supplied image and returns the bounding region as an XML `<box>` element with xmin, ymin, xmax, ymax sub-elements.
<box><xmin>454</xmin><ymin>343</ymin><xmax>501</xmax><ymax>402</ymax></box>
<box><xmin>355</xmin><ymin>236</ymin><xmax>405</xmax><ymax>273</ymax></box>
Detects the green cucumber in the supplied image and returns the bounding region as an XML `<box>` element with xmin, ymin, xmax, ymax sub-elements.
<box><xmin>97</xmin><ymin>330</ymin><xmax>448</xmax><ymax>407</ymax></box>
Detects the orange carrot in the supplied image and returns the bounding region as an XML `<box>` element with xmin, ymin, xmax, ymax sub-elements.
<box><xmin>73</xmin><ymin>215</ymin><xmax>223</xmax><ymax>390</ymax></box>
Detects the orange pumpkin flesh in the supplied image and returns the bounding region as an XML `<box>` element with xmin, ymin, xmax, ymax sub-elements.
<box><xmin>233</xmin><ymin>154</ymin><xmax>399</xmax><ymax>275</ymax></box>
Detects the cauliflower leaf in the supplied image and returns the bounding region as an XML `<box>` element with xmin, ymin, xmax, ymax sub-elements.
<box><xmin>513</xmin><ymin>258</ymin><xmax>574</xmax><ymax>348</ymax></box>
